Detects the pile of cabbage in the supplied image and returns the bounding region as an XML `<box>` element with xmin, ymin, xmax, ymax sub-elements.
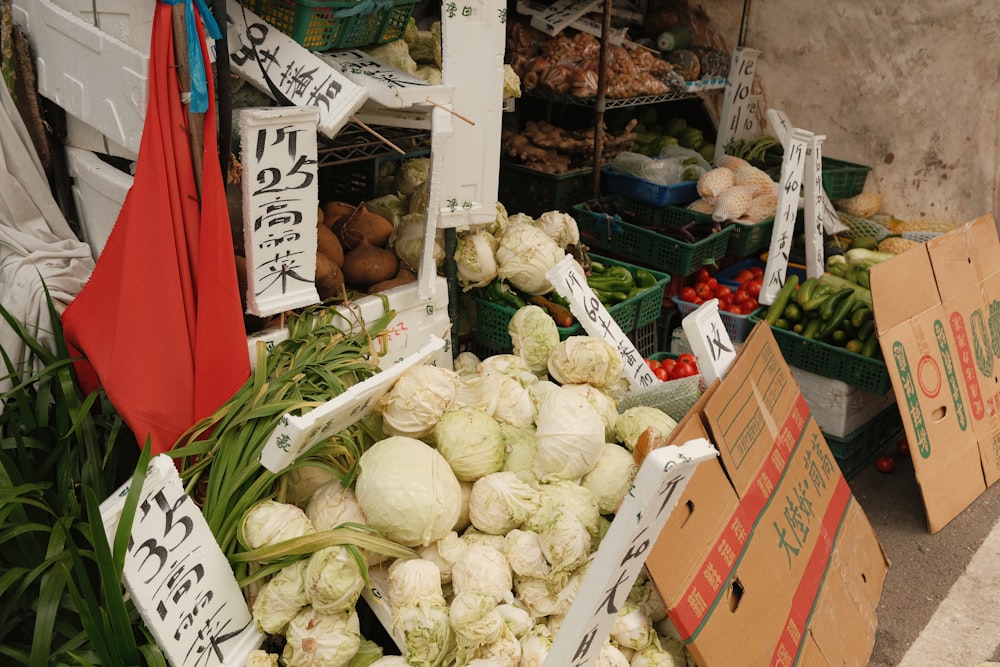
<box><xmin>243</xmin><ymin>330</ymin><xmax>692</xmax><ymax>666</ymax></box>
<box><xmin>368</xmin><ymin>159</ymin><xmax>576</xmax><ymax>297</ymax></box>
<box><xmin>452</xmin><ymin>208</ymin><xmax>582</xmax><ymax>293</ymax></box>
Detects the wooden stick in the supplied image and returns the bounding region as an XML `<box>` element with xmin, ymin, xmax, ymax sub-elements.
<box><xmin>350</xmin><ymin>115</ymin><xmax>406</xmax><ymax>154</ymax></box>
<box><xmin>629</xmin><ymin>40</ymin><xmax>659</xmax><ymax>54</ymax></box>
<box><xmin>424</xmin><ymin>97</ymin><xmax>476</xmax><ymax>126</ymax></box>
<box><xmin>171</xmin><ymin>5</ymin><xmax>204</xmax><ymax>196</ymax></box>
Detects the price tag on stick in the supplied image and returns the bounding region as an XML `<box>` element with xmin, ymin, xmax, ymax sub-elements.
<box><xmin>761</xmin><ymin>127</ymin><xmax>812</xmax><ymax>306</ymax></box>
<box><xmin>803</xmin><ymin>134</ymin><xmax>828</xmax><ymax>279</ymax></box>
<box><xmin>768</xmin><ymin>108</ymin><xmax>844</xmax><ymax>237</ymax></box>
<box><xmin>546</xmin><ymin>256</ymin><xmax>658</xmax><ymax>390</ymax></box>
<box><xmin>100</xmin><ymin>456</ymin><xmax>264</xmax><ymax>667</ymax></box>
<box><xmin>715</xmin><ymin>47</ymin><xmax>762</xmax><ymax>163</ymax></box>
<box><xmin>543</xmin><ymin>438</ymin><xmax>718</xmax><ymax>667</ymax></box>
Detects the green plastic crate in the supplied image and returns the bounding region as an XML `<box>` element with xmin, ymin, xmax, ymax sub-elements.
<box><xmin>824</xmin><ymin>405</ymin><xmax>904</xmax><ymax>480</ymax></box>
<box><xmin>474</xmin><ymin>255</ymin><xmax>669</xmax><ymax>353</ymax></box>
<box><xmin>573</xmin><ymin>202</ymin><xmax>733</xmax><ymax>278</ymax></box>
<box><xmin>612</xmin><ymin>192</ymin><xmax>773</xmax><ymax>257</ymax></box>
<box><xmin>726</xmin><ymin>217</ymin><xmax>774</xmax><ymax>257</ymax></box>
<box><xmin>499</xmin><ymin>162</ymin><xmax>594</xmax><ymax>217</ymax></box>
<box><xmin>822</xmin><ymin>157</ymin><xmax>872</xmax><ymax>200</ymax></box>
<box><xmin>610</xmin><ymin>196</ymin><xmax>711</xmax><ymax>231</ymax></box>
<box><xmin>749</xmin><ymin>309</ymin><xmax>891</xmax><ymax>395</ymax></box>
<box><xmin>240</xmin><ymin>0</ymin><xmax>417</xmax><ymax>51</ymax></box>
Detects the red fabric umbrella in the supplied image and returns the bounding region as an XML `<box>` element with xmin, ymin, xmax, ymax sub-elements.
<box><xmin>62</xmin><ymin>1</ymin><xmax>249</xmax><ymax>455</ymax></box>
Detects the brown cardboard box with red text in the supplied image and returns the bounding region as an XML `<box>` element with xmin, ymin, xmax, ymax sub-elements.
<box><xmin>870</xmin><ymin>215</ymin><xmax>1000</xmax><ymax>533</ymax></box>
<box><xmin>646</xmin><ymin>323</ymin><xmax>889</xmax><ymax>666</ymax></box>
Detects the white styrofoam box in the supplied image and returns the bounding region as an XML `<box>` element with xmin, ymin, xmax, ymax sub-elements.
<box><xmin>64</xmin><ymin>113</ymin><xmax>138</xmax><ymax>160</ymax></box>
<box><xmin>246</xmin><ymin>277</ymin><xmax>453</xmax><ymax>372</ymax></box>
<box><xmin>65</xmin><ymin>146</ymin><xmax>133</xmax><ymax>259</ymax></box>
<box><xmin>791</xmin><ymin>366</ymin><xmax>897</xmax><ymax>438</ymax></box>
<box><xmin>48</xmin><ymin>0</ymin><xmax>153</xmax><ymax>51</ymax></box>
<box><xmin>12</xmin><ymin>0</ymin><xmax>148</xmax><ymax>155</ymax></box>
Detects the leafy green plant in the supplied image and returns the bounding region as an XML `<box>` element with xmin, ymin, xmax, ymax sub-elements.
<box><xmin>0</xmin><ymin>291</ymin><xmax>164</xmax><ymax>666</ymax></box>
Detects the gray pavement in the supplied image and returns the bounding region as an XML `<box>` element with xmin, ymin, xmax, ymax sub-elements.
<box><xmin>849</xmin><ymin>443</ymin><xmax>1000</xmax><ymax>666</ymax></box>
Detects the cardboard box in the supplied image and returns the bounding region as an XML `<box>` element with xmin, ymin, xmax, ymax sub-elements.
<box><xmin>647</xmin><ymin>323</ymin><xmax>889</xmax><ymax>666</ymax></box>
<box><xmin>870</xmin><ymin>215</ymin><xmax>1000</xmax><ymax>533</ymax></box>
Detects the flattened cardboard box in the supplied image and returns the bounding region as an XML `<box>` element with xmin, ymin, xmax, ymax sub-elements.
<box><xmin>870</xmin><ymin>215</ymin><xmax>1000</xmax><ymax>533</ymax></box>
<box><xmin>647</xmin><ymin>323</ymin><xmax>889</xmax><ymax>666</ymax></box>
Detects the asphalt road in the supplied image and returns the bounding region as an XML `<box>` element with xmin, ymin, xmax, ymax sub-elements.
<box><xmin>849</xmin><ymin>441</ymin><xmax>1000</xmax><ymax>667</ymax></box>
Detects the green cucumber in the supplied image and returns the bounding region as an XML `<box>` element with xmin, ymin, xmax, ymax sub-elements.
<box><xmin>764</xmin><ymin>274</ymin><xmax>800</xmax><ymax>325</ymax></box>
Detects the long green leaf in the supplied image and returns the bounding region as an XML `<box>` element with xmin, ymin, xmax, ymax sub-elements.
<box><xmin>113</xmin><ymin>440</ymin><xmax>152</xmax><ymax>568</ymax></box>
<box><xmin>82</xmin><ymin>485</ymin><xmax>139</xmax><ymax>666</ymax></box>
<box><xmin>31</xmin><ymin>517</ymin><xmax>70</xmax><ymax>666</ymax></box>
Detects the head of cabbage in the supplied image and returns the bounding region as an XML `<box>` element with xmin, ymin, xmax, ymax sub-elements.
<box><xmin>433</xmin><ymin>406</ymin><xmax>507</xmax><ymax>482</ymax></box>
<box><xmin>455</xmin><ymin>228</ymin><xmax>499</xmax><ymax>290</ymax></box>
<box><xmin>495</xmin><ymin>222</ymin><xmax>565</xmax><ymax>295</ymax></box>
<box><xmin>355</xmin><ymin>436</ymin><xmax>463</xmax><ymax>547</ymax></box>
<box><xmin>547</xmin><ymin>336</ymin><xmax>624</xmax><ymax>392</ymax></box>
<box><xmin>377</xmin><ymin>364</ymin><xmax>460</xmax><ymax>439</ymax></box>
<box><xmin>508</xmin><ymin>305</ymin><xmax>559</xmax><ymax>376</ymax></box>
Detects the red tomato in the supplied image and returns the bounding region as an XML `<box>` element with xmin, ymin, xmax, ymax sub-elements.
<box><xmin>734</xmin><ymin>269</ymin><xmax>755</xmax><ymax>284</ymax></box>
<box><xmin>646</xmin><ymin>358</ymin><xmax>661</xmax><ymax>370</ymax></box>
<box><xmin>745</xmin><ymin>279</ymin><xmax>763</xmax><ymax>298</ymax></box>
<box><xmin>743</xmin><ymin>297</ymin><xmax>760</xmax><ymax>312</ymax></box>
<box><xmin>733</xmin><ymin>289</ymin><xmax>749</xmax><ymax>305</ymax></box>
<box><xmin>694</xmin><ymin>282</ymin><xmax>713</xmax><ymax>300</ymax></box>
<box><xmin>694</xmin><ymin>268</ymin><xmax>712</xmax><ymax>284</ymax></box>
<box><xmin>679</xmin><ymin>286</ymin><xmax>698</xmax><ymax>302</ymax></box>
<box><xmin>749</xmin><ymin>266</ymin><xmax>764</xmax><ymax>277</ymax></box>
<box><xmin>706</xmin><ymin>277</ymin><xmax>719</xmax><ymax>290</ymax></box>
<box><xmin>874</xmin><ymin>455</ymin><xmax>896</xmax><ymax>474</ymax></box>
<box><xmin>692</xmin><ymin>297</ymin><xmax>704</xmax><ymax>305</ymax></box>
<box><xmin>660</xmin><ymin>358</ymin><xmax>677</xmax><ymax>376</ymax></box>
<box><xmin>653</xmin><ymin>367</ymin><xmax>670</xmax><ymax>382</ymax></box>
<box><xmin>896</xmin><ymin>439</ymin><xmax>910</xmax><ymax>456</ymax></box>
<box><xmin>713</xmin><ymin>284</ymin><xmax>732</xmax><ymax>299</ymax></box>
<box><xmin>669</xmin><ymin>360</ymin><xmax>698</xmax><ymax>380</ymax></box>
<box><xmin>676</xmin><ymin>353</ymin><xmax>696</xmax><ymax>366</ymax></box>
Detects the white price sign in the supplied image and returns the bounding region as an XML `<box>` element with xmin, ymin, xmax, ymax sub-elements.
<box><xmin>680</xmin><ymin>299</ymin><xmax>737</xmax><ymax>384</ymax></box>
<box><xmin>544</xmin><ymin>439</ymin><xmax>718</xmax><ymax>667</ymax></box>
<box><xmin>715</xmin><ymin>47</ymin><xmax>762</xmax><ymax>163</ymax></box>
<box><xmin>224</xmin><ymin>0</ymin><xmax>367</xmax><ymax>138</ymax></box>
<box><xmin>803</xmin><ymin>134</ymin><xmax>828</xmax><ymax>279</ymax></box>
<box><xmin>528</xmin><ymin>0</ymin><xmax>601</xmax><ymax>35</ymax></box>
<box><xmin>761</xmin><ymin>128</ymin><xmax>812</xmax><ymax>306</ymax></box>
<box><xmin>100</xmin><ymin>456</ymin><xmax>263</xmax><ymax>667</ymax></box>
<box><xmin>240</xmin><ymin>107</ymin><xmax>321</xmax><ymax>317</ymax></box>
<box><xmin>260</xmin><ymin>336</ymin><xmax>447</xmax><ymax>473</ymax></box>
<box><xmin>320</xmin><ymin>49</ymin><xmax>453</xmax><ymax>109</ymax></box>
<box><xmin>546</xmin><ymin>255</ymin><xmax>658</xmax><ymax>390</ymax></box>
<box><xmin>768</xmin><ymin>108</ymin><xmax>843</xmax><ymax>237</ymax></box>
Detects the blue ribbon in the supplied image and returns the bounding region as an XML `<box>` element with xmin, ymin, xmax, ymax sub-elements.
<box><xmin>161</xmin><ymin>0</ymin><xmax>222</xmax><ymax>113</ymax></box>
<box><xmin>333</xmin><ymin>0</ymin><xmax>394</xmax><ymax>18</ymax></box>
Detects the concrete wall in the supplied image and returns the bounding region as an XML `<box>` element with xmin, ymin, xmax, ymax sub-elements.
<box><xmin>693</xmin><ymin>0</ymin><xmax>1000</xmax><ymax>226</ymax></box>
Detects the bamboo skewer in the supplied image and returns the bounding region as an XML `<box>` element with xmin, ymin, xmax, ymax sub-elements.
<box><xmin>424</xmin><ymin>97</ymin><xmax>476</xmax><ymax>126</ymax></box>
<box><xmin>350</xmin><ymin>115</ymin><xmax>406</xmax><ymax>154</ymax></box>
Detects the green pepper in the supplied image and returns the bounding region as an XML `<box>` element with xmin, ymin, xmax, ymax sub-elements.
<box><xmin>483</xmin><ymin>279</ymin><xmax>527</xmax><ymax>309</ymax></box>
<box><xmin>547</xmin><ymin>291</ymin><xmax>571</xmax><ymax>309</ymax></box>
<box><xmin>589</xmin><ymin>260</ymin><xmax>608</xmax><ymax>275</ymax></box>
<box><xmin>592</xmin><ymin>288</ymin><xmax>629</xmax><ymax>304</ymax></box>
<box><xmin>587</xmin><ymin>265</ymin><xmax>634</xmax><ymax>293</ymax></box>
<box><xmin>634</xmin><ymin>268</ymin><xmax>658</xmax><ymax>288</ymax></box>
